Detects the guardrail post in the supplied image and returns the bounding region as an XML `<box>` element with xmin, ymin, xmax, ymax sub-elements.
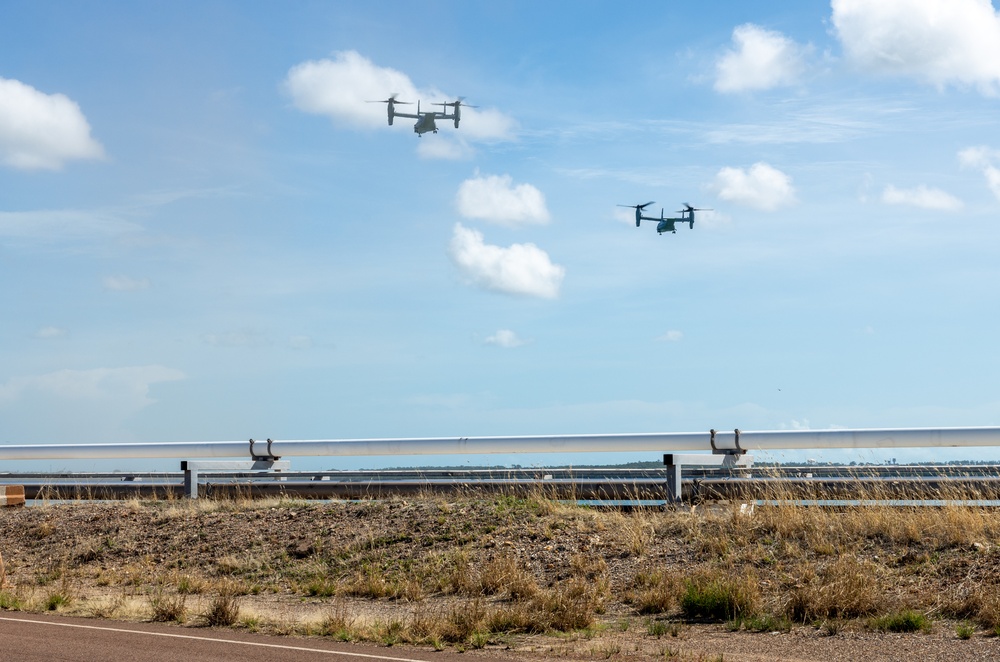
<box><xmin>180</xmin><ymin>459</ymin><xmax>291</xmax><ymax>499</ymax></box>
<box><xmin>181</xmin><ymin>461</ymin><xmax>200</xmax><ymax>499</ymax></box>
<box><xmin>664</xmin><ymin>443</ymin><xmax>754</xmax><ymax>503</ymax></box>
<box><xmin>663</xmin><ymin>457</ymin><xmax>683</xmax><ymax>503</ymax></box>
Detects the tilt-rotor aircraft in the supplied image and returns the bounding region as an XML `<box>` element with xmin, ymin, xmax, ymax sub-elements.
<box><xmin>618</xmin><ymin>202</ymin><xmax>711</xmax><ymax>235</ymax></box>
<box><xmin>368</xmin><ymin>94</ymin><xmax>471</xmax><ymax>136</ymax></box>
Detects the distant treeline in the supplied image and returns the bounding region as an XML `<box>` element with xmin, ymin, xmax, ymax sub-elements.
<box><xmin>346</xmin><ymin>458</ymin><xmax>1000</xmax><ymax>471</ymax></box>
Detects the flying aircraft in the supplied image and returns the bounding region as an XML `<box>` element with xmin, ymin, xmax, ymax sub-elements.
<box><xmin>368</xmin><ymin>95</ymin><xmax>470</xmax><ymax>136</ymax></box>
<box><xmin>618</xmin><ymin>202</ymin><xmax>711</xmax><ymax>235</ymax></box>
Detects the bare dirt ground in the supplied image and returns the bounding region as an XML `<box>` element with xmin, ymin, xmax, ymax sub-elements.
<box><xmin>2</xmin><ymin>495</ymin><xmax>999</xmax><ymax>660</ymax></box>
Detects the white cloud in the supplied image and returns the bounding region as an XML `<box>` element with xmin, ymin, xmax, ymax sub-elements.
<box><xmin>485</xmin><ymin>329</ymin><xmax>530</xmax><ymax>348</ymax></box>
<box><xmin>958</xmin><ymin>145</ymin><xmax>1000</xmax><ymax>169</ymax></box>
<box><xmin>285</xmin><ymin>51</ymin><xmax>417</xmax><ymax>129</ymax></box>
<box><xmin>456</xmin><ymin>174</ymin><xmax>550</xmax><ymax>227</ymax></box>
<box><xmin>448</xmin><ymin>223</ymin><xmax>565</xmax><ymax>299</ymax></box>
<box><xmin>458</xmin><ymin>106</ymin><xmax>518</xmax><ymax>142</ymax></box>
<box><xmin>284</xmin><ymin>50</ymin><xmax>516</xmax><ymax>146</ymax></box>
<box><xmin>832</xmin><ymin>0</ymin><xmax>1000</xmax><ymax>95</ymax></box>
<box><xmin>657</xmin><ymin>330</ymin><xmax>684</xmax><ymax>342</ymax></box>
<box><xmin>959</xmin><ymin>145</ymin><xmax>1000</xmax><ymax>200</ymax></box>
<box><xmin>881</xmin><ymin>184</ymin><xmax>963</xmax><ymax>211</ymax></box>
<box><xmin>34</xmin><ymin>326</ymin><xmax>67</xmax><ymax>339</ymax></box>
<box><xmin>711</xmin><ymin>162</ymin><xmax>796</xmax><ymax>211</ymax></box>
<box><xmin>102</xmin><ymin>275</ymin><xmax>150</xmax><ymax>292</ymax></box>
<box><xmin>0</xmin><ymin>365</ymin><xmax>184</xmax><ymax>406</ymax></box>
<box><xmin>416</xmin><ymin>135</ymin><xmax>474</xmax><ymax>160</ymax></box>
<box><xmin>0</xmin><ymin>77</ymin><xmax>104</xmax><ymax>170</ymax></box>
<box><xmin>715</xmin><ymin>24</ymin><xmax>809</xmax><ymax>93</ymax></box>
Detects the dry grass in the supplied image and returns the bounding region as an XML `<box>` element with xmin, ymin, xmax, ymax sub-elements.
<box><xmin>3</xmin><ymin>488</ymin><xmax>1000</xmax><ymax>653</ymax></box>
<box><xmin>148</xmin><ymin>588</ymin><xmax>187</xmax><ymax>623</ymax></box>
<box><xmin>199</xmin><ymin>581</ymin><xmax>242</xmax><ymax>627</ymax></box>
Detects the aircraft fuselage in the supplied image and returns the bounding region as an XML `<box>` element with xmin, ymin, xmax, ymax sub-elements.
<box><xmin>413</xmin><ymin>114</ymin><xmax>438</xmax><ymax>135</ymax></box>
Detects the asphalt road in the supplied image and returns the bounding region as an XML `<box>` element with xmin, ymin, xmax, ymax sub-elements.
<box><xmin>0</xmin><ymin>613</ymin><xmax>468</xmax><ymax>662</ymax></box>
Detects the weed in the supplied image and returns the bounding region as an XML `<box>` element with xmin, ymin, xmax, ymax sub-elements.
<box><xmin>45</xmin><ymin>592</ymin><xmax>71</xmax><ymax>611</ymax></box>
<box><xmin>318</xmin><ymin>605</ymin><xmax>357</xmax><ymax>641</ymax></box>
<box><xmin>956</xmin><ymin>621</ymin><xmax>974</xmax><ymax>639</ymax></box>
<box><xmin>467</xmin><ymin>629</ymin><xmax>490</xmax><ymax>649</ymax></box>
<box><xmin>647</xmin><ymin>618</ymin><xmax>669</xmax><ymax>637</ymax></box>
<box><xmin>374</xmin><ymin>618</ymin><xmax>406</xmax><ymax>646</ymax></box>
<box><xmin>594</xmin><ymin>642</ymin><xmax>622</xmax><ymax>658</ymax></box>
<box><xmin>534</xmin><ymin>578</ymin><xmax>606</xmax><ymax>631</ymax></box>
<box><xmin>304</xmin><ymin>577</ymin><xmax>338</xmax><ymax>597</ymax></box>
<box><xmin>680</xmin><ymin>572</ymin><xmax>759</xmax><ymax>622</ymax></box>
<box><xmin>175</xmin><ymin>574</ymin><xmax>205</xmax><ymax>595</ymax></box>
<box><xmin>867</xmin><ymin>609</ymin><xmax>931</xmax><ymax>633</ymax></box>
<box><xmin>731</xmin><ymin>613</ymin><xmax>792</xmax><ymax>633</ymax></box>
<box><xmin>200</xmin><ymin>583</ymin><xmax>241</xmax><ymax>627</ymax></box>
<box><xmin>631</xmin><ymin>569</ymin><xmax>681</xmax><ymax>615</ymax></box>
<box><xmin>476</xmin><ymin>552</ymin><xmax>539</xmax><ymax>599</ymax></box>
<box><xmin>239</xmin><ymin>614</ymin><xmax>261</xmax><ymax>632</ymax></box>
<box><xmin>148</xmin><ymin>589</ymin><xmax>187</xmax><ymax>623</ymax></box>
<box><xmin>786</xmin><ymin>556</ymin><xmax>885</xmax><ymax>621</ymax></box>
<box><xmin>0</xmin><ymin>591</ymin><xmax>24</xmax><ymax>611</ymax></box>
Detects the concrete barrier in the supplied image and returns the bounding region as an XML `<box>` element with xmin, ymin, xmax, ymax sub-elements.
<box><xmin>0</xmin><ymin>485</ymin><xmax>25</xmax><ymax>508</ymax></box>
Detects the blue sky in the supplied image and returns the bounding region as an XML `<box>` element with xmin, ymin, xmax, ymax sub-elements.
<box><xmin>3</xmin><ymin>0</ymin><xmax>1000</xmax><ymax>470</ymax></box>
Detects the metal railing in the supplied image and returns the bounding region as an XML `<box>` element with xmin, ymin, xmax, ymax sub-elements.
<box><xmin>2</xmin><ymin>426</ymin><xmax>999</xmax><ymax>461</ymax></box>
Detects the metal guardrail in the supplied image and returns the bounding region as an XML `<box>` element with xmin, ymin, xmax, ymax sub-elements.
<box><xmin>2</xmin><ymin>427</ymin><xmax>1000</xmax><ymax>461</ymax></box>
<box><xmin>6</xmin><ymin>465</ymin><xmax>1000</xmax><ymax>502</ymax></box>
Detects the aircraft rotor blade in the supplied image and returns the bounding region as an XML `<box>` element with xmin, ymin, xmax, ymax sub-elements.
<box><xmin>617</xmin><ymin>201</ymin><xmax>655</xmax><ymax>210</ymax></box>
<box><xmin>366</xmin><ymin>96</ymin><xmax>413</xmax><ymax>105</ymax></box>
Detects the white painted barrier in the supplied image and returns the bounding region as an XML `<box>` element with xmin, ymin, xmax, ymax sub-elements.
<box><xmin>0</xmin><ymin>485</ymin><xmax>25</xmax><ymax>507</ymax></box>
<box><xmin>0</xmin><ymin>427</ymin><xmax>998</xmax><ymax>461</ymax></box>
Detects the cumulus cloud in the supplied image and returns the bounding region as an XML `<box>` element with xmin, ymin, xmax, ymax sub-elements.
<box><xmin>881</xmin><ymin>184</ymin><xmax>963</xmax><ymax>211</ymax></box>
<box><xmin>0</xmin><ymin>365</ymin><xmax>184</xmax><ymax>406</ymax></box>
<box><xmin>711</xmin><ymin>162</ymin><xmax>796</xmax><ymax>211</ymax></box>
<box><xmin>448</xmin><ymin>224</ymin><xmax>565</xmax><ymax>299</ymax></box>
<box><xmin>102</xmin><ymin>275</ymin><xmax>150</xmax><ymax>292</ymax></box>
<box><xmin>715</xmin><ymin>24</ymin><xmax>809</xmax><ymax>93</ymax></box>
<box><xmin>832</xmin><ymin>0</ymin><xmax>1000</xmax><ymax>95</ymax></box>
<box><xmin>485</xmin><ymin>329</ymin><xmax>530</xmax><ymax>348</ymax></box>
<box><xmin>284</xmin><ymin>50</ymin><xmax>516</xmax><ymax>145</ymax></box>
<box><xmin>456</xmin><ymin>174</ymin><xmax>550</xmax><ymax>227</ymax></box>
<box><xmin>959</xmin><ymin>146</ymin><xmax>1000</xmax><ymax>200</ymax></box>
<box><xmin>0</xmin><ymin>77</ymin><xmax>104</xmax><ymax>170</ymax></box>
